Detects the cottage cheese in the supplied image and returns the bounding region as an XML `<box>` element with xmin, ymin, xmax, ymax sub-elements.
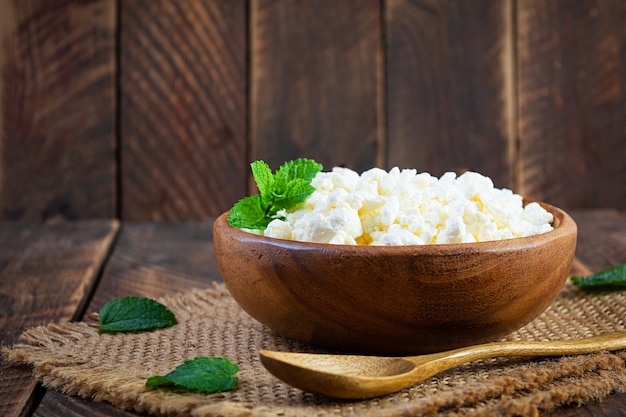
<box><xmin>260</xmin><ymin>167</ymin><xmax>554</xmax><ymax>245</ymax></box>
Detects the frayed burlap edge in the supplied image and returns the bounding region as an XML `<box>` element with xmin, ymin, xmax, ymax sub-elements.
<box><xmin>4</xmin><ymin>282</ymin><xmax>626</xmax><ymax>417</ymax></box>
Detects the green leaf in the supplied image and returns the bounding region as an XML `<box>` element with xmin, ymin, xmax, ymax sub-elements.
<box><xmin>571</xmin><ymin>264</ymin><xmax>626</xmax><ymax>292</ymax></box>
<box><xmin>227</xmin><ymin>158</ymin><xmax>323</xmax><ymax>230</ymax></box>
<box><xmin>228</xmin><ymin>195</ymin><xmax>270</xmax><ymax>229</ymax></box>
<box><xmin>99</xmin><ymin>297</ymin><xmax>177</xmax><ymax>333</ymax></box>
<box><xmin>272</xmin><ymin>179</ymin><xmax>315</xmax><ymax>211</ymax></box>
<box><xmin>144</xmin><ymin>375</ymin><xmax>172</xmax><ymax>387</ymax></box>
<box><xmin>145</xmin><ymin>357</ymin><xmax>239</xmax><ymax>393</ymax></box>
<box><xmin>274</xmin><ymin>158</ymin><xmax>323</xmax><ymax>193</ymax></box>
<box><xmin>250</xmin><ymin>160</ymin><xmax>274</xmax><ymax>199</ymax></box>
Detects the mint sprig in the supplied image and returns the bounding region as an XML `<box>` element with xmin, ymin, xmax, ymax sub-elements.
<box><xmin>146</xmin><ymin>357</ymin><xmax>239</xmax><ymax>393</ymax></box>
<box><xmin>228</xmin><ymin>158</ymin><xmax>323</xmax><ymax>229</ymax></box>
<box><xmin>98</xmin><ymin>296</ymin><xmax>177</xmax><ymax>333</ymax></box>
<box><xmin>571</xmin><ymin>264</ymin><xmax>626</xmax><ymax>292</ymax></box>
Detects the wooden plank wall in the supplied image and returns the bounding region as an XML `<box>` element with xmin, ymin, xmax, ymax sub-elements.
<box><xmin>0</xmin><ymin>0</ymin><xmax>624</xmax><ymax>221</ymax></box>
<box><xmin>0</xmin><ymin>0</ymin><xmax>116</xmax><ymax>220</ymax></box>
<box><xmin>121</xmin><ymin>0</ymin><xmax>247</xmax><ymax>221</ymax></box>
<box><xmin>517</xmin><ymin>0</ymin><xmax>626</xmax><ymax>209</ymax></box>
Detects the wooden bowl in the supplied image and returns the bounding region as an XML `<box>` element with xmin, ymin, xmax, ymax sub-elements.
<box><xmin>213</xmin><ymin>201</ymin><xmax>577</xmax><ymax>355</ymax></box>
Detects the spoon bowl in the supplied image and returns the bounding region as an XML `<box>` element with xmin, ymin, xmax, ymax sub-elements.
<box><xmin>259</xmin><ymin>332</ymin><xmax>626</xmax><ymax>399</ymax></box>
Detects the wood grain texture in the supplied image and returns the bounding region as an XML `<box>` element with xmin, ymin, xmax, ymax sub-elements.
<box><xmin>250</xmin><ymin>0</ymin><xmax>383</xmax><ymax>173</ymax></box>
<box><xmin>84</xmin><ymin>222</ymin><xmax>219</xmax><ymax>312</ymax></box>
<box><xmin>569</xmin><ymin>209</ymin><xmax>626</xmax><ymax>273</ymax></box>
<box><xmin>386</xmin><ymin>0</ymin><xmax>514</xmax><ymax>188</ymax></box>
<box><xmin>32</xmin><ymin>222</ymin><xmax>220</xmax><ymax>417</ymax></box>
<box><xmin>34</xmin><ymin>391</ymin><xmax>140</xmax><ymax>417</ymax></box>
<box><xmin>0</xmin><ymin>0</ymin><xmax>116</xmax><ymax>220</ymax></box>
<box><xmin>259</xmin><ymin>332</ymin><xmax>626</xmax><ymax>400</ymax></box>
<box><xmin>548</xmin><ymin>392</ymin><xmax>626</xmax><ymax>417</ymax></box>
<box><xmin>214</xmin><ymin>206</ymin><xmax>576</xmax><ymax>355</ymax></box>
<box><xmin>120</xmin><ymin>0</ymin><xmax>247</xmax><ymax>221</ymax></box>
<box><xmin>35</xmin><ymin>221</ymin><xmax>221</xmax><ymax>417</ymax></box>
<box><xmin>0</xmin><ymin>220</ymin><xmax>118</xmax><ymax>417</ymax></box>
<box><xmin>517</xmin><ymin>0</ymin><xmax>626</xmax><ymax>209</ymax></box>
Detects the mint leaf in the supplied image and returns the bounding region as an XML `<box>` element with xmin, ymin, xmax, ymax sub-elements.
<box><xmin>146</xmin><ymin>357</ymin><xmax>239</xmax><ymax>393</ymax></box>
<box><xmin>273</xmin><ymin>179</ymin><xmax>315</xmax><ymax>211</ymax></box>
<box><xmin>99</xmin><ymin>296</ymin><xmax>177</xmax><ymax>333</ymax></box>
<box><xmin>571</xmin><ymin>264</ymin><xmax>626</xmax><ymax>292</ymax></box>
<box><xmin>250</xmin><ymin>160</ymin><xmax>274</xmax><ymax>198</ymax></box>
<box><xmin>274</xmin><ymin>158</ymin><xmax>323</xmax><ymax>193</ymax></box>
<box><xmin>228</xmin><ymin>195</ymin><xmax>270</xmax><ymax>229</ymax></box>
<box><xmin>228</xmin><ymin>158</ymin><xmax>323</xmax><ymax>230</ymax></box>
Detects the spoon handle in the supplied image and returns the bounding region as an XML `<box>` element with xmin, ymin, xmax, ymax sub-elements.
<box><xmin>417</xmin><ymin>331</ymin><xmax>626</xmax><ymax>370</ymax></box>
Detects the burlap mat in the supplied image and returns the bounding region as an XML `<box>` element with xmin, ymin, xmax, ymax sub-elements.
<box><xmin>4</xmin><ymin>279</ymin><xmax>626</xmax><ymax>417</ymax></box>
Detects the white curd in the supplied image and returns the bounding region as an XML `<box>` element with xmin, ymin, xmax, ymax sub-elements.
<box><xmin>257</xmin><ymin>167</ymin><xmax>554</xmax><ymax>245</ymax></box>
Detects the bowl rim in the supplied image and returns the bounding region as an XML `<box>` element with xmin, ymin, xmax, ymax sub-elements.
<box><xmin>214</xmin><ymin>199</ymin><xmax>577</xmax><ymax>254</ymax></box>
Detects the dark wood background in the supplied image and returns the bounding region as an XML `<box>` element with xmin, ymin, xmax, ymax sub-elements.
<box><xmin>1</xmin><ymin>0</ymin><xmax>624</xmax><ymax>222</ymax></box>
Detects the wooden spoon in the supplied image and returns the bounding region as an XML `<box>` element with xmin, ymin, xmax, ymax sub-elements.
<box><xmin>259</xmin><ymin>331</ymin><xmax>626</xmax><ymax>399</ymax></box>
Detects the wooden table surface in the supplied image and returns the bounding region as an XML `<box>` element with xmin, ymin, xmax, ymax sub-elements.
<box><xmin>1</xmin><ymin>210</ymin><xmax>625</xmax><ymax>417</ymax></box>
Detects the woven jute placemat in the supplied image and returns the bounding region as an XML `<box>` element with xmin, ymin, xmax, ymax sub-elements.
<box><xmin>4</xmin><ymin>279</ymin><xmax>626</xmax><ymax>417</ymax></box>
